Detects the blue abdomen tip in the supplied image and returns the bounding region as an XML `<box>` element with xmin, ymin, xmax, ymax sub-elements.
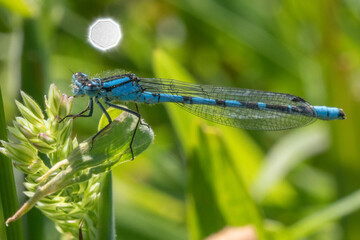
<box><xmin>313</xmin><ymin>106</ymin><xmax>345</xmax><ymax>120</ymax></box>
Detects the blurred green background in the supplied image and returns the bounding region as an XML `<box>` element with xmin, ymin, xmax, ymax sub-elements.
<box><xmin>0</xmin><ymin>0</ymin><xmax>360</xmax><ymax>239</ymax></box>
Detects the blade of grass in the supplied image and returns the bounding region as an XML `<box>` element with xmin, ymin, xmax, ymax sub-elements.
<box><xmin>0</xmin><ymin>86</ymin><xmax>24</xmax><ymax>240</ymax></box>
<box><xmin>114</xmin><ymin>202</ymin><xmax>187</xmax><ymax>240</ymax></box>
<box><xmin>21</xmin><ymin>18</ymin><xmax>47</xmax><ymax>108</ymax></box>
<box><xmin>152</xmin><ymin>48</ymin><xmax>198</xmax><ymax>153</ymax></box>
<box><xmin>188</xmin><ymin>126</ymin><xmax>265</xmax><ymax>240</ymax></box>
<box><xmin>252</xmin><ymin>125</ymin><xmax>329</xmax><ymax>201</ymax></box>
<box><xmin>20</xmin><ymin>15</ymin><xmax>49</xmax><ymax>240</ymax></box>
<box><xmin>282</xmin><ymin>189</ymin><xmax>360</xmax><ymax>239</ymax></box>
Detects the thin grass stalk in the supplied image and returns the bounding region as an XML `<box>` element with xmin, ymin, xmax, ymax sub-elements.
<box><xmin>0</xmin><ymin>86</ymin><xmax>24</xmax><ymax>240</ymax></box>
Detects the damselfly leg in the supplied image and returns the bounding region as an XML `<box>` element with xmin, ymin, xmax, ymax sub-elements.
<box><xmin>88</xmin><ymin>98</ymin><xmax>113</xmax><ymax>151</ymax></box>
<box><xmin>135</xmin><ymin>103</ymin><xmax>150</xmax><ymax>129</ymax></box>
<box><xmin>105</xmin><ymin>101</ymin><xmax>141</xmax><ymax>160</ymax></box>
<box><xmin>59</xmin><ymin>98</ymin><xmax>94</xmax><ymax>123</ymax></box>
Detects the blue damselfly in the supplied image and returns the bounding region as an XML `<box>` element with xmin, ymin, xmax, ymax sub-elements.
<box><xmin>61</xmin><ymin>72</ymin><xmax>346</xmax><ymax>159</ymax></box>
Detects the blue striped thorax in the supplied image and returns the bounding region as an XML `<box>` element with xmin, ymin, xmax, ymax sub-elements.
<box><xmin>72</xmin><ymin>72</ymin><xmax>102</xmax><ymax>97</ymax></box>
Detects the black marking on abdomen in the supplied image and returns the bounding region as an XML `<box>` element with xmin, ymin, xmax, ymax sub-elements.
<box><xmin>243</xmin><ymin>102</ymin><xmax>259</xmax><ymax>110</ymax></box>
<box><xmin>215</xmin><ymin>99</ymin><xmax>226</xmax><ymax>106</ymax></box>
<box><xmin>286</xmin><ymin>105</ymin><xmax>314</xmax><ymax>116</ymax></box>
<box><xmin>263</xmin><ymin>104</ymin><xmax>290</xmax><ymax>112</ymax></box>
<box><xmin>182</xmin><ymin>96</ymin><xmax>193</xmax><ymax>104</ymax></box>
<box><xmin>226</xmin><ymin>100</ymin><xmax>315</xmax><ymax>117</ymax></box>
<box><xmin>245</xmin><ymin>103</ymin><xmax>314</xmax><ymax>116</ymax></box>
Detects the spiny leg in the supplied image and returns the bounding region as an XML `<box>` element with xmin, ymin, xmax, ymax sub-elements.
<box><xmin>90</xmin><ymin>98</ymin><xmax>112</xmax><ymax>149</ymax></box>
<box><xmin>135</xmin><ymin>103</ymin><xmax>150</xmax><ymax>129</ymax></box>
<box><xmin>59</xmin><ymin>98</ymin><xmax>94</xmax><ymax>123</ymax></box>
<box><xmin>107</xmin><ymin>102</ymin><xmax>141</xmax><ymax>160</ymax></box>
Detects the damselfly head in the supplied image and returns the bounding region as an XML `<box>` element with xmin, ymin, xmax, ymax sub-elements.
<box><xmin>72</xmin><ymin>72</ymin><xmax>89</xmax><ymax>96</ymax></box>
<box><xmin>72</xmin><ymin>72</ymin><xmax>101</xmax><ymax>97</ymax></box>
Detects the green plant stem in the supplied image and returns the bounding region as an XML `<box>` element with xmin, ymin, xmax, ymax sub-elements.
<box><xmin>0</xmin><ymin>86</ymin><xmax>24</xmax><ymax>240</ymax></box>
<box><xmin>97</xmin><ymin>172</ymin><xmax>115</xmax><ymax>240</ymax></box>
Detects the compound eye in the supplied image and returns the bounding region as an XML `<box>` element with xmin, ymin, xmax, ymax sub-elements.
<box><xmin>73</xmin><ymin>72</ymin><xmax>89</xmax><ymax>83</ymax></box>
<box><xmin>78</xmin><ymin>73</ymin><xmax>82</xmax><ymax>78</ymax></box>
<box><xmin>74</xmin><ymin>72</ymin><xmax>82</xmax><ymax>79</ymax></box>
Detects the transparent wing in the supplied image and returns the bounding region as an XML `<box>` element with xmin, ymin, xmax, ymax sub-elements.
<box><xmin>138</xmin><ymin>78</ymin><xmax>316</xmax><ymax>130</ymax></box>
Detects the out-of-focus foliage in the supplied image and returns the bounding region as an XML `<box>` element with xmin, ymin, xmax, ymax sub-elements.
<box><xmin>0</xmin><ymin>0</ymin><xmax>359</xmax><ymax>239</ymax></box>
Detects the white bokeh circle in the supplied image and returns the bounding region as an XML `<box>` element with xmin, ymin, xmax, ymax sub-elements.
<box><xmin>88</xmin><ymin>18</ymin><xmax>122</xmax><ymax>51</ymax></box>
